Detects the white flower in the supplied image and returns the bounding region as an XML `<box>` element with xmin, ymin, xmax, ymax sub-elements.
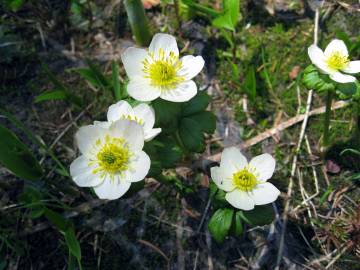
<box><xmin>121</xmin><ymin>33</ymin><xmax>205</xmax><ymax>102</ymax></box>
<box><xmin>210</xmin><ymin>147</ymin><xmax>280</xmax><ymax>211</ymax></box>
<box><xmin>70</xmin><ymin>119</ymin><xmax>150</xmax><ymax>200</ymax></box>
<box><xmin>308</xmin><ymin>39</ymin><xmax>360</xmax><ymax>83</ymax></box>
<box><xmin>96</xmin><ymin>100</ymin><xmax>161</xmax><ymax>142</ymax></box>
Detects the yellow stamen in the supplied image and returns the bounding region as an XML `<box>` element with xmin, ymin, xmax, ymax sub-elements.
<box><xmin>232</xmin><ymin>168</ymin><xmax>258</xmax><ymax>192</ymax></box>
<box><xmin>91</xmin><ymin>135</ymin><xmax>131</xmax><ymax>176</ymax></box>
<box><xmin>121</xmin><ymin>115</ymin><xmax>144</xmax><ymax>125</ymax></box>
<box><xmin>326</xmin><ymin>51</ymin><xmax>349</xmax><ymax>71</ymax></box>
<box><xmin>143</xmin><ymin>49</ymin><xmax>185</xmax><ymax>90</ymax></box>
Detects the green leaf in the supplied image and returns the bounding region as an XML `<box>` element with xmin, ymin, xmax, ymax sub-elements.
<box><xmin>156</xmin><ymin>138</ymin><xmax>183</xmax><ymax>168</ymax></box>
<box><xmin>182</xmin><ymin>91</ymin><xmax>211</xmax><ymax>116</ymax></box>
<box><xmin>336</xmin><ymin>82</ymin><xmax>357</xmax><ymax>98</ymax></box>
<box><xmin>76</xmin><ymin>60</ymin><xmax>110</xmax><ymax>91</ymax></box>
<box><xmin>212</xmin><ymin>0</ymin><xmax>240</xmax><ymax>31</ymax></box>
<box><xmin>64</xmin><ymin>228</ymin><xmax>81</xmax><ymax>261</ymax></box>
<box><xmin>112</xmin><ymin>61</ymin><xmax>123</xmax><ymax>101</ymax></box>
<box><xmin>44</xmin><ymin>208</ymin><xmax>71</xmax><ymax>232</ymax></box>
<box><xmin>179</xmin><ymin>117</ymin><xmax>205</xmax><ymax>152</ymax></box>
<box><xmin>244</xmin><ymin>66</ymin><xmax>257</xmax><ymax>101</ymax></box>
<box><xmin>39</xmin><ymin>65</ymin><xmax>82</xmax><ymax>107</ymax></box>
<box><xmin>349</xmin><ymin>173</ymin><xmax>360</xmax><ymax>181</ymax></box>
<box><xmin>226</xmin><ymin>0</ymin><xmax>240</xmax><ymax>27</ymax></box>
<box><xmin>230</xmin><ymin>61</ymin><xmax>239</xmax><ymax>79</ymax></box>
<box><xmin>143</xmin><ymin>138</ymin><xmax>183</xmax><ymax>176</ymax></box>
<box><xmin>241</xmin><ymin>204</ymin><xmax>275</xmax><ymax>226</ymax></box>
<box><xmin>152</xmin><ymin>99</ymin><xmax>182</xmax><ymax>128</ymax></box>
<box><xmin>29</xmin><ymin>205</ymin><xmax>45</xmax><ymax>219</ymax></box>
<box><xmin>0</xmin><ymin>109</ymin><xmax>69</xmax><ymax>176</ymax></box>
<box><xmin>18</xmin><ymin>186</ymin><xmax>45</xmax><ymax>218</ymax></box>
<box><xmin>303</xmin><ymin>65</ymin><xmax>335</xmax><ymax>92</ymax></box>
<box><xmin>4</xmin><ymin>0</ymin><xmax>24</xmax><ymax>12</ymax></box>
<box><xmin>209</xmin><ymin>182</ymin><xmax>228</xmax><ymax>208</ymax></box>
<box><xmin>231</xmin><ymin>211</ymin><xmax>243</xmax><ymax>237</ymax></box>
<box><xmin>42</xmin><ymin>64</ymin><xmax>68</xmax><ymax>92</ymax></box>
<box><xmin>0</xmin><ymin>125</ymin><xmax>43</xmax><ymax>180</ymax></box>
<box><xmin>34</xmin><ymin>90</ymin><xmax>67</xmax><ymax>103</ymax></box>
<box><xmin>208</xmin><ymin>208</ymin><xmax>234</xmax><ymax>243</ymax></box>
<box><xmin>181</xmin><ymin>0</ymin><xmax>221</xmax><ymax>17</ymax></box>
<box><xmin>188</xmin><ymin>111</ymin><xmax>216</xmax><ymax>134</ymax></box>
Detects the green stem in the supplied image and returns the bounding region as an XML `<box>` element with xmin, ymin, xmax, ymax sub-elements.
<box><xmin>124</xmin><ymin>0</ymin><xmax>151</xmax><ymax>46</ymax></box>
<box><xmin>174</xmin><ymin>0</ymin><xmax>181</xmax><ymax>30</ymax></box>
<box><xmin>353</xmin><ymin>100</ymin><xmax>360</xmax><ymax>147</ymax></box>
<box><xmin>322</xmin><ymin>90</ymin><xmax>333</xmax><ymax>148</ymax></box>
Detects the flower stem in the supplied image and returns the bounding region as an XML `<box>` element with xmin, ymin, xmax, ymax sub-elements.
<box><xmin>124</xmin><ymin>0</ymin><xmax>151</xmax><ymax>46</ymax></box>
<box><xmin>322</xmin><ymin>90</ymin><xmax>333</xmax><ymax>148</ymax></box>
<box><xmin>353</xmin><ymin>100</ymin><xmax>360</xmax><ymax>145</ymax></box>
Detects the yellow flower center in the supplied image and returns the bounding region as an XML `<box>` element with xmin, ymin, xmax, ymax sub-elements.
<box><xmin>143</xmin><ymin>49</ymin><xmax>185</xmax><ymax>89</ymax></box>
<box><xmin>326</xmin><ymin>51</ymin><xmax>349</xmax><ymax>71</ymax></box>
<box><xmin>121</xmin><ymin>115</ymin><xmax>144</xmax><ymax>125</ymax></box>
<box><xmin>92</xmin><ymin>135</ymin><xmax>131</xmax><ymax>175</ymax></box>
<box><xmin>232</xmin><ymin>168</ymin><xmax>258</xmax><ymax>192</ymax></box>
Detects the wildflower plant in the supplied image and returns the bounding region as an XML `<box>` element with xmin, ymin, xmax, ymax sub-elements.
<box><xmin>66</xmin><ymin>33</ymin><xmax>281</xmax><ymax>243</ymax></box>
<box><xmin>208</xmin><ymin>147</ymin><xmax>280</xmax><ymax>243</ymax></box>
<box><xmin>2</xmin><ymin>2</ymin><xmax>360</xmax><ymax>268</ymax></box>
<box><xmin>303</xmin><ymin>39</ymin><xmax>360</xmax><ymax>148</ymax></box>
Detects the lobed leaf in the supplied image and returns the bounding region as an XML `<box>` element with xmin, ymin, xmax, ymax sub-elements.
<box><xmin>303</xmin><ymin>65</ymin><xmax>335</xmax><ymax>92</ymax></box>
<box><xmin>208</xmin><ymin>208</ymin><xmax>234</xmax><ymax>243</ymax></box>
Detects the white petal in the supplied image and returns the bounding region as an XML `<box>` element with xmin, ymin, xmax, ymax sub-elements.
<box><xmin>121</xmin><ymin>47</ymin><xmax>148</xmax><ymax>77</ymax></box>
<box><xmin>308</xmin><ymin>45</ymin><xmax>333</xmax><ymax>74</ymax></box>
<box><xmin>251</xmin><ymin>182</ymin><xmax>280</xmax><ymax>205</ymax></box>
<box><xmin>178</xmin><ymin>55</ymin><xmax>205</xmax><ymax>80</ymax></box>
<box><xmin>329</xmin><ymin>72</ymin><xmax>356</xmax><ymax>83</ymax></box>
<box><xmin>93</xmin><ymin>176</ymin><xmax>131</xmax><ymax>200</ymax></box>
<box><xmin>225</xmin><ymin>189</ymin><xmax>255</xmax><ymax>210</ymax></box>
<box><xmin>93</xmin><ymin>121</ymin><xmax>111</xmax><ymax>129</ymax></box>
<box><xmin>220</xmin><ymin>147</ymin><xmax>248</xmax><ymax>179</ymax></box>
<box><xmin>109</xmin><ymin>119</ymin><xmax>145</xmax><ymax>151</ymax></box>
<box><xmin>75</xmin><ymin>125</ymin><xmax>106</xmax><ymax>156</ymax></box>
<box><xmin>249</xmin><ymin>153</ymin><xmax>276</xmax><ymax>182</ymax></box>
<box><xmin>107</xmin><ymin>101</ymin><xmax>134</xmax><ymax>122</ymax></box>
<box><xmin>149</xmin><ymin>33</ymin><xmax>179</xmax><ymax>58</ymax></box>
<box><xmin>324</xmin><ymin>39</ymin><xmax>348</xmax><ymax>58</ymax></box>
<box><xmin>133</xmin><ymin>103</ymin><xmax>155</xmax><ymax>131</ymax></box>
<box><xmin>144</xmin><ymin>128</ymin><xmax>162</xmax><ymax>141</ymax></box>
<box><xmin>70</xmin><ymin>155</ymin><xmax>103</xmax><ymax>187</ymax></box>
<box><xmin>127</xmin><ymin>77</ymin><xmax>161</xmax><ymax>102</ymax></box>
<box><xmin>342</xmin><ymin>61</ymin><xmax>360</xmax><ymax>74</ymax></box>
<box><xmin>159</xmin><ymin>80</ymin><xmax>197</xmax><ymax>102</ymax></box>
<box><xmin>210</xmin><ymin>166</ymin><xmax>234</xmax><ymax>192</ymax></box>
<box><xmin>126</xmin><ymin>151</ymin><xmax>150</xmax><ymax>182</ymax></box>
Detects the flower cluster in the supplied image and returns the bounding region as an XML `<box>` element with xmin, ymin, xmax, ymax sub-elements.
<box><xmin>70</xmin><ymin>102</ymin><xmax>158</xmax><ymax>200</ymax></box>
<box><xmin>70</xmin><ymin>33</ymin><xmax>281</xmax><ymax>212</ymax></box>
<box><xmin>70</xmin><ymin>33</ymin><xmax>205</xmax><ymax>200</ymax></box>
